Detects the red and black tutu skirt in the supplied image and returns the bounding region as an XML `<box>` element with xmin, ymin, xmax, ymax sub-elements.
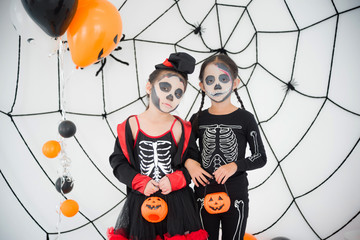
<box><xmin>107</xmin><ymin>186</ymin><xmax>208</xmax><ymax>240</ymax></box>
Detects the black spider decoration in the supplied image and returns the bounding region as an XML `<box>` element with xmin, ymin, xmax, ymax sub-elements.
<box><xmin>283</xmin><ymin>78</ymin><xmax>298</xmax><ymax>93</ymax></box>
<box><xmin>63</xmin><ymin>35</ymin><xmax>129</xmax><ymax>75</ymax></box>
<box><xmin>95</xmin><ymin>34</ymin><xmax>129</xmax><ymax>76</ymax></box>
<box><xmin>193</xmin><ymin>23</ymin><xmax>205</xmax><ymax>35</ymax></box>
<box><xmin>212</xmin><ymin>48</ymin><xmax>228</xmax><ymax>54</ymax></box>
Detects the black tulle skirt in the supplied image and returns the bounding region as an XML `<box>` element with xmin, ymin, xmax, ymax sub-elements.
<box><xmin>108</xmin><ymin>187</ymin><xmax>207</xmax><ymax>240</ymax></box>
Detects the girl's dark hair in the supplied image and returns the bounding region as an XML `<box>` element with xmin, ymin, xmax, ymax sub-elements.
<box><xmin>192</xmin><ymin>54</ymin><xmax>245</xmax><ymax>131</ymax></box>
<box><xmin>199</xmin><ymin>54</ymin><xmax>238</xmax><ymax>84</ymax></box>
<box><xmin>149</xmin><ymin>69</ymin><xmax>188</xmax><ymax>85</ymax></box>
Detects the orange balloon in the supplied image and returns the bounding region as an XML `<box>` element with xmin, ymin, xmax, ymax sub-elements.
<box><xmin>67</xmin><ymin>0</ymin><xmax>122</xmax><ymax>68</ymax></box>
<box><xmin>244</xmin><ymin>233</ymin><xmax>257</xmax><ymax>240</ymax></box>
<box><xmin>42</xmin><ymin>140</ymin><xmax>61</xmax><ymax>158</ymax></box>
<box><xmin>60</xmin><ymin>199</ymin><xmax>79</xmax><ymax>217</ymax></box>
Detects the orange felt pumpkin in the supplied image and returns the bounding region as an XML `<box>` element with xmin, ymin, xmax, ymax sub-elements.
<box><xmin>141</xmin><ymin>196</ymin><xmax>168</xmax><ymax>223</ymax></box>
<box><xmin>204</xmin><ymin>192</ymin><xmax>231</xmax><ymax>214</ymax></box>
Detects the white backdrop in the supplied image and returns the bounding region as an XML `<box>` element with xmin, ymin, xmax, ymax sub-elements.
<box><xmin>1</xmin><ymin>0</ymin><xmax>360</xmax><ymax>240</ymax></box>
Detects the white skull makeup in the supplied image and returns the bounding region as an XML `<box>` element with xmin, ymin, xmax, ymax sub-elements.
<box><xmin>150</xmin><ymin>73</ymin><xmax>185</xmax><ymax>113</ymax></box>
<box><xmin>202</xmin><ymin>63</ymin><xmax>234</xmax><ymax>103</ymax></box>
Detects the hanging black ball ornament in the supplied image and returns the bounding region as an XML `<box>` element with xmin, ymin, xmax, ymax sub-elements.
<box><xmin>58</xmin><ymin>120</ymin><xmax>76</xmax><ymax>138</ymax></box>
<box><xmin>55</xmin><ymin>176</ymin><xmax>74</xmax><ymax>194</ymax></box>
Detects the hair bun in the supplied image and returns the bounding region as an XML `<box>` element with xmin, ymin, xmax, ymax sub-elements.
<box><xmin>155</xmin><ymin>52</ymin><xmax>195</xmax><ymax>75</ymax></box>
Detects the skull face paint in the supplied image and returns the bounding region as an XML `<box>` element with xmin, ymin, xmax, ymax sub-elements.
<box><xmin>203</xmin><ymin>63</ymin><xmax>234</xmax><ymax>103</ymax></box>
<box><xmin>151</xmin><ymin>73</ymin><xmax>185</xmax><ymax>113</ymax></box>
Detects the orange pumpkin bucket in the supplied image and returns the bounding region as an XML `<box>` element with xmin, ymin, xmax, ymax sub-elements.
<box><xmin>203</xmin><ymin>184</ymin><xmax>231</xmax><ymax>214</ymax></box>
<box><xmin>141</xmin><ymin>196</ymin><xmax>168</xmax><ymax>223</ymax></box>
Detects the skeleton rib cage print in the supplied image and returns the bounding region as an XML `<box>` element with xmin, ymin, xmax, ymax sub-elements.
<box><xmin>139</xmin><ymin>140</ymin><xmax>173</xmax><ymax>182</ymax></box>
<box><xmin>200</xmin><ymin>124</ymin><xmax>260</xmax><ymax>171</ymax></box>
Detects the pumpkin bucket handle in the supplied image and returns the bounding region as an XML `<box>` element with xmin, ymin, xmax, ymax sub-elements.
<box><xmin>204</xmin><ymin>183</ymin><xmax>229</xmax><ymax>196</ymax></box>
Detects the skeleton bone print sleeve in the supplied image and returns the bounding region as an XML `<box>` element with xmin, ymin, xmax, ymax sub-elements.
<box><xmin>234</xmin><ymin>110</ymin><xmax>267</xmax><ymax>172</ymax></box>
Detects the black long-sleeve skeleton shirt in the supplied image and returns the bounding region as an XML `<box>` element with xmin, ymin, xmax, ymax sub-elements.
<box><xmin>190</xmin><ymin>108</ymin><xmax>267</xmax><ymax>191</ymax></box>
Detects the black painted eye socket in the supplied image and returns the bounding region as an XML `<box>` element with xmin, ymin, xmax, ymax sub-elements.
<box><xmin>159</xmin><ymin>82</ymin><xmax>172</xmax><ymax>92</ymax></box>
<box><xmin>174</xmin><ymin>88</ymin><xmax>183</xmax><ymax>99</ymax></box>
<box><xmin>205</xmin><ymin>75</ymin><xmax>215</xmax><ymax>85</ymax></box>
<box><xmin>219</xmin><ymin>74</ymin><xmax>230</xmax><ymax>83</ymax></box>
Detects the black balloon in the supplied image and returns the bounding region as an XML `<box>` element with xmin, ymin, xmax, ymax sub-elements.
<box><xmin>58</xmin><ymin>120</ymin><xmax>76</xmax><ymax>138</ymax></box>
<box><xmin>55</xmin><ymin>176</ymin><xmax>74</xmax><ymax>194</ymax></box>
<box><xmin>271</xmin><ymin>237</ymin><xmax>290</xmax><ymax>240</ymax></box>
<box><xmin>21</xmin><ymin>0</ymin><xmax>78</xmax><ymax>37</ymax></box>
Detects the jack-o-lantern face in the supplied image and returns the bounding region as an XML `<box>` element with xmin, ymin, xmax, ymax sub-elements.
<box><xmin>141</xmin><ymin>197</ymin><xmax>168</xmax><ymax>223</ymax></box>
<box><xmin>204</xmin><ymin>192</ymin><xmax>231</xmax><ymax>214</ymax></box>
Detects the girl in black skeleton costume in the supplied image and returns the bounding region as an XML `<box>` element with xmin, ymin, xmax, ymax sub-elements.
<box><xmin>107</xmin><ymin>53</ymin><xmax>208</xmax><ymax>240</ymax></box>
<box><xmin>185</xmin><ymin>54</ymin><xmax>267</xmax><ymax>240</ymax></box>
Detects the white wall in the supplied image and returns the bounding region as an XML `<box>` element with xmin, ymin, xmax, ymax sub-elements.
<box><xmin>1</xmin><ymin>0</ymin><xmax>360</xmax><ymax>239</ymax></box>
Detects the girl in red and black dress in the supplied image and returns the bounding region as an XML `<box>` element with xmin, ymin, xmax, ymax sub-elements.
<box><xmin>107</xmin><ymin>52</ymin><xmax>208</xmax><ymax>240</ymax></box>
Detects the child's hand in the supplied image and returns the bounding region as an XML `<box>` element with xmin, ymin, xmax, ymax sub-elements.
<box><xmin>185</xmin><ymin>159</ymin><xmax>213</xmax><ymax>187</ymax></box>
<box><xmin>213</xmin><ymin>162</ymin><xmax>237</xmax><ymax>184</ymax></box>
<box><xmin>144</xmin><ymin>179</ymin><xmax>159</xmax><ymax>196</ymax></box>
<box><xmin>159</xmin><ymin>176</ymin><xmax>172</xmax><ymax>195</ymax></box>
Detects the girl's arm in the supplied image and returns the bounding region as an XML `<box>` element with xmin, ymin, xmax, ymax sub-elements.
<box><xmin>236</xmin><ymin>114</ymin><xmax>267</xmax><ymax>171</ymax></box>
<box><xmin>213</xmin><ymin>113</ymin><xmax>267</xmax><ymax>184</ymax></box>
<box><xmin>184</xmin><ymin>127</ymin><xmax>213</xmax><ymax>187</ymax></box>
<box><xmin>109</xmin><ymin>138</ymin><xmax>152</xmax><ymax>194</ymax></box>
<box><xmin>185</xmin><ymin>159</ymin><xmax>212</xmax><ymax>187</ymax></box>
<box><xmin>165</xmin><ymin>120</ymin><xmax>211</xmax><ymax>191</ymax></box>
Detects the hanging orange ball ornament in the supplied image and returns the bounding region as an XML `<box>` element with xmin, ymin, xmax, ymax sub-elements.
<box><xmin>141</xmin><ymin>196</ymin><xmax>168</xmax><ymax>223</ymax></box>
<box><xmin>60</xmin><ymin>199</ymin><xmax>79</xmax><ymax>217</ymax></box>
<box><xmin>42</xmin><ymin>140</ymin><xmax>61</xmax><ymax>158</ymax></box>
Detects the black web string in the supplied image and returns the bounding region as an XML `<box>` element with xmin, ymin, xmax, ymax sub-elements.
<box><xmin>1</xmin><ymin>1</ymin><xmax>360</xmax><ymax>239</ymax></box>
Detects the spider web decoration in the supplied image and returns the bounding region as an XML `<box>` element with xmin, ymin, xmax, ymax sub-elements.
<box><xmin>1</xmin><ymin>0</ymin><xmax>360</xmax><ymax>239</ymax></box>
